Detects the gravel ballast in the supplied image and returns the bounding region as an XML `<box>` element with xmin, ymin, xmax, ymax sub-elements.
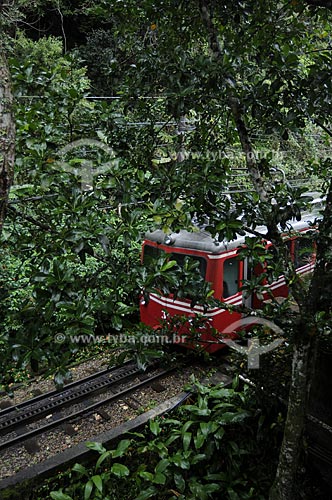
<box><xmin>0</xmin><ymin>355</ymin><xmax>226</xmax><ymax>481</ymax></box>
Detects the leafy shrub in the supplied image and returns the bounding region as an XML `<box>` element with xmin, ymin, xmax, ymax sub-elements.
<box><xmin>50</xmin><ymin>379</ymin><xmax>279</xmax><ymax>499</ymax></box>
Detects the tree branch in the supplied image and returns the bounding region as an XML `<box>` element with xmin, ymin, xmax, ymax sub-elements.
<box><xmin>242</xmin><ymin>225</ymin><xmax>267</xmax><ymax>239</ymax></box>
<box><xmin>305</xmin><ymin>0</ymin><xmax>332</xmax><ymax>8</ymax></box>
<box><xmin>312</xmin><ymin>118</ymin><xmax>332</xmax><ymax>138</ymax></box>
<box><xmin>228</xmin><ymin>97</ymin><xmax>269</xmax><ymax>203</ymax></box>
<box><xmin>8</xmin><ymin>206</ymin><xmax>51</xmax><ymax>231</ymax></box>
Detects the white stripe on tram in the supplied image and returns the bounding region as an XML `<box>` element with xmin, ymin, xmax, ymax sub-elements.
<box><xmin>149</xmin><ymin>294</ymin><xmax>242</xmax><ymax>317</ymax></box>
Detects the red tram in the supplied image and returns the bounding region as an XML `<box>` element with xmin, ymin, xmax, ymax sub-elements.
<box><xmin>140</xmin><ymin>214</ymin><xmax>317</xmax><ymax>352</ymax></box>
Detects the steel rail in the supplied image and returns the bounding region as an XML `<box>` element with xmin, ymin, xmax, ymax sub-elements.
<box><xmin>0</xmin><ymin>365</ymin><xmax>176</xmax><ymax>452</ymax></box>
<box><xmin>0</xmin><ymin>361</ymin><xmax>134</xmax><ymax>418</ymax></box>
<box><xmin>0</xmin><ymin>362</ymin><xmax>139</xmax><ymax>433</ymax></box>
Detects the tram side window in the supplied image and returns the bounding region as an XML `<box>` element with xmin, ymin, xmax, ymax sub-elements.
<box><xmin>294</xmin><ymin>238</ymin><xmax>314</xmax><ymax>269</ymax></box>
<box><xmin>223</xmin><ymin>257</ymin><xmax>239</xmax><ymax>298</ymax></box>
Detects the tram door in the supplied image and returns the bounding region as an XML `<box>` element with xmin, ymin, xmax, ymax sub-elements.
<box><xmin>242</xmin><ymin>257</ymin><xmax>253</xmax><ymax>308</ymax></box>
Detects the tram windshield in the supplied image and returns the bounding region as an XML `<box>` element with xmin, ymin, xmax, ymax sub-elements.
<box><xmin>143</xmin><ymin>244</ymin><xmax>207</xmax><ymax>279</ymax></box>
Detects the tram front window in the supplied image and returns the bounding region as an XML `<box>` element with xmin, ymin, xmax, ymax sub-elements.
<box><xmin>223</xmin><ymin>257</ymin><xmax>239</xmax><ymax>298</ymax></box>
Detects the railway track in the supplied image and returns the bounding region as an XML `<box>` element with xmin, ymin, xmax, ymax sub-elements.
<box><xmin>0</xmin><ymin>361</ymin><xmax>176</xmax><ymax>452</ymax></box>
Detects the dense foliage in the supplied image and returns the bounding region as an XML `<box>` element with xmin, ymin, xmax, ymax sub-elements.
<box><xmin>41</xmin><ymin>380</ymin><xmax>283</xmax><ymax>500</ymax></box>
<box><xmin>0</xmin><ymin>1</ymin><xmax>332</xmax><ymax>498</ymax></box>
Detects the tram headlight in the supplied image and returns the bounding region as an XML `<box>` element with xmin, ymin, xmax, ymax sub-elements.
<box><xmin>164</xmin><ymin>235</ymin><xmax>174</xmax><ymax>245</ymax></box>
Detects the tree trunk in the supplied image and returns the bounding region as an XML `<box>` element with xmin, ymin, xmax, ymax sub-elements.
<box><xmin>0</xmin><ymin>47</ymin><xmax>15</xmax><ymax>235</ymax></box>
<box><xmin>269</xmin><ymin>333</ymin><xmax>316</xmax><ymax>500</ymax></box>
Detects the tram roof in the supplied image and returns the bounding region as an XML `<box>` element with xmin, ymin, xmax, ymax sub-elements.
<box><xmin>144</xmin><ymin>213</ymin><xmax>319</xmax><ymax>255</ymax></box>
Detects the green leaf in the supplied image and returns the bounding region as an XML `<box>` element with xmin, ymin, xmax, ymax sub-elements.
<box><xmin>91</xmin><ymin>475</ymin><xmax>103</xmax><ymax>493</ymax></box>
<box><xmin>199</xmin><ymin>422</ymin><xmax>210</xmax><ymax>437</ymax></box>
<box><xmin>155</xmin><ymin>458</ymin><xmax>170</xmax><ymax>474</ymax></box>
<box><xmin>54</xmin><ymin>371</ymin><xmax>65</xmax><ymax>389</ymax></box>
<box><xmin>139</xmin><ymin>471</ymin><xmax>154</xmax><ymax>481</ymax></box>
<box><xmin>189</xmin><ymin>481</ymin><xmax>207</xmax><ymax>499</ymax></box>
<box><xmin>228</xmin><ymin>440</ymin><xmax>239</xmax><ymax>453</ymax></box>
<box><xmin>227</xmin><ymin>487</ymin><xmax>240</xmax><ymax>500</ymax></box>
<box><xmin>72</xmin><ymin>463</ymin><xmax>88</xmax><ymax>476</ymax></box>
<box><xmin>113</xmin><ymin>438</ymin><xmax>131</xmax><ymax>457</ymax></box>
<box><xmin>171</xmin><ymin>453</ymin><xmax>190</xmax><ymax>469</ymax></box>
<box><xmin>126</xmin><ymin>431</ymin><xmax>145</xmax><ymax>438</ymax></box>
<box><xmin>153</xmin><ymin>472</ymin><xmax>166</xmax><ymax>484</ymax></box>
<box><xmin>85</xmin><ymin>442</ymin><xmax>106</xmax><ymax>454</ymax></box>
<box><xmin>149</xmin><ymin>419</ymin><xmax>161</xmax><ymax>436</ymax></box>
<box><xmin>110</xmin><ymin>463</ymin><xmax>130</xmax><ymax>477</ymax></box>
<box><xmin>50</xmin><ymin>492</ymin><xmax>73</xmax><ymax>500</ymax></box>
<box><xmin>214</xmin><ymin>427</ymin><xmax>225</xmax><ymax>440</ymax></box>
<box><xmin>134</xmin><ymin>486</ymin><xmax>158</xmax><ymax>500</ymax></box>
<box><xmin>111</xmin><ymin>314</ymin><xmax>123</xmax><ymax>331</ymax></box>
<box><xmin>84</xmin><ymin>480</ymin><xmax>93</xmax><ymax>500</ymax></box>
<box><xmin>210</xmin><ymin>388</ymin><xmax>231</xmax><ymax>398</ymax></box>
<box><xmin>200</xmin><ymin>421</ymin><xmax>219</xmax><ymax>437</ymax></box>
<box><xmin>196</xmin><ymin>408</ymin><xmax>212</xmax><ymax>416</ymax></box>
<box><xmin>174</xmin><ymin>473</ymin><xmax>186</xmax><ymax>493</ymax></box>
<box><xmin>165</xmin><ymin>434</ymin><xmax>180</xmax><ymax>446</ymax></box>
<box><xmin>205</xmin><ymin>472</ymin><xmax>228</xmax><ymax>481</ymax></box>
<box><xmin>181</xmin><ymin>420</ymin><xmax>193</xmax><ymax>433</ymax></box>
<box><xmin>194</xmin><ymin>431</ymin><xmax>206</xmax><ymax>449</ymax></box>
<box><xmin>160</xmin><ymin>260</ymin><xmax>177</xmax><ymax>272</ymax></box>
<box><xmin>203</xmin><ymin>483</ymin><xmax>220</xmax><ymax>494</ymax></box>
<box><xmin>96</xmin><ymin>451</ymin><xmax>112</xmax><ymax>469</ymax></box>
<box><xmin>96</xmin><ymin>130</ymin><xmax>108</xmax><ymax>142</ymax></box>
<box><xmin>184</xmin><ymin>405</ymin><xmax>211</xmax><ymax>417</ymax></box>
<box><xmin>191</xmin><ymin>453</ymin><xmax>207</xmax><ymax>465</ymax></box>
<box><xmin>182</xmin><ymin>431</ymin><xmax>192</xmax><ymax>451</ymax></box>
